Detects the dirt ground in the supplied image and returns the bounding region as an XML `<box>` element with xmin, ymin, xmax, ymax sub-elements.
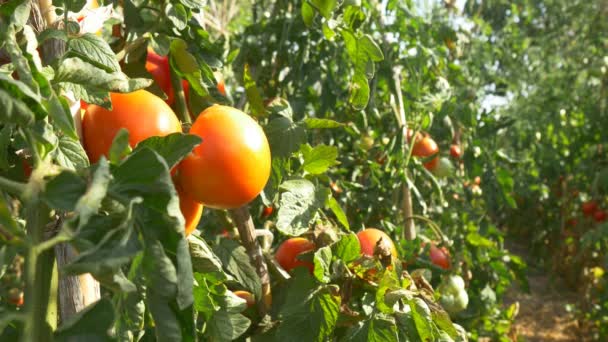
<box><xmin>502</xmin><ymin>242</ymin><xmax>586</xmax><ymax>342</ymax></box>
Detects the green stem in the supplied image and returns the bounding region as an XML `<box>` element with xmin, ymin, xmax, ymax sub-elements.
<box><xmin>169</xmin><ymin>56</ymin><xmax>191</xmax><ymax>124</ymax></box>
<box><xmin>22</xmin><ymin>202</ymin><xmax>54</xmax><ymax>342</ymax></box>
<box><xmin>0</xmin><ymin>175</ymin><xmax>26</xmax><ymax>198</ymax></box>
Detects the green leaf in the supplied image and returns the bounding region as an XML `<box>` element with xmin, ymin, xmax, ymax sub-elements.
<box><xmin>327</xmin><ymin>196</ymin><xmax>349</xmax><ymax>230</ymax></box>
<box><xmin>349</xmin><ymin>72</ymin><xmax>370</xmax><ymax>110</ymax></box>
<box><xmin>276</xmin><ymin>179</ymin><xmax>326</xmax><ymax>236</ymax></box>
<box><xmin>243</xmin><ymin>64</ymin><xmax>265</xmax><ymax>117</ymax></box>
<box><xmin>301</xmin><ymin>144</ymin><xmax>339</xmax><ymax>175</ymax></box>
<box><xmin>332</xmin><ymin>232</ymin><xmax>360</xmax><ymax>263</ymax></box>
<box><xmin>54</xmin><ymin>298</ymin><xmax>115</xmax><ymax>341</ymax></box>
<box><xmin>277</xmin><ymin>277</ymin><xmax>340</xmax><ymax>341</ymax></box>
<box><xmin>301</xmin><ymin>2</ymin><xmax>316</xmax><ymax>27</ymax></box>
<box><xmin>165</xmin><ymin>3</ymin><xmax>189</xmax><ymax>31</ymax></box>
<box><xmin>304</xmin><ymin>118</ymin><xmax>344</xmax><ymax>129</ymax></box>
<box><xmin>206</xmin><ymin>310</ymin><xmax>251</xmax><ymax>341</ymax></box>
<box><xmin>188</xmin><ymin>234</ymin><xmax>226</xmax><ymax>278</ymax></box>
<box><xmin>313</xmin><ymin>246</ymin><xmax>332</xmax><ymax>283</ymax></box>
<box><xmin>43</xmin><ymin>171</ymin><xmax>88</xmax><ymax>211</ymax></box>
<box><xmin>341</xmin><ymin>315</ymin><xmax>398</xmax><ymax>342</ymax></box>
<box><xmin>264</xmin><ymin>117</ymin><xmax>306</xmax><ymax>158</ymax></box>
<box><xmin>359</xmin><ymin>35</ymin><xmax>384</xmax><ymax>62</ymax></box>
<box><xmin>310</xmin><ymin>0</ymin><xmax>338</xmax><ymax>19</ymax></box>
<box><xmin>213</xmin><ymin>239</ymin><xmax>262</xmax><ymax>302</ymax></box>
<box><xmin>408</xmin><ymin>298</ymin><xmax>433</xmax><ymax>341</ymax></box>
<box><xmin>55</xmin><ymin>58</ymin><xmax>152</xmax><ymax>93</ymax></box>
<box><xmin>0</xmin><ymin>0</ymin><xmax>31</xmax><ymax>28</ymax></box>
<box><xmin>55</xmin><ymin>135</ymin><xmax>89</xmax><ymax>170</ymax></box>
<box><xmin>134</xmin><ymin>133</ymin><xmax>202</xmax><ymax>170</ymax></box>
<box><xmin>108</xmin><ymin>128</ymin><xmax>132</xmax><ymax>164</ymax></box>
<box><xmin>67</xmin><ymin>33</ymin><xmax>121</xmax><ymax>73</ymax></box>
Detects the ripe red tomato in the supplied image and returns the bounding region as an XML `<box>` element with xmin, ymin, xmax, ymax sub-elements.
<box><xmin>450</xmin><ymin>144</ymin><xmax>461</xmax><ymax>158</ymax></box>
<box><xmin>566</xmin><ymin>218</ymin><xmax>578</xmax><ymax>227</ymax></box>
<box><xmin>233</xmin><ymin>290</ymin><xmax>255</xmax><ymax>307</ymax></box>
<box><xmin>8</xmin><ymin>288</ymin><xmax>23</xmax><ymax>307</ymax></box>
<box><xmin>177</xmin><ymin>105</ymin><xmax>271</xmax><ymax>209</ymax></box>
<box><xmin>594</xmin><ymin>210</ymin><xmax>607</xmax><ymax>223</ymax></box>
<box><xmin>429</xmin><ymin>243</ymin><xmax>450</xmax><ymax>270</ymax></box>
<box><xmin>175</xmin><ymin>180</ymin><xmax>203</xmax><ymax>236</ymax></box>
<box><xmin>261</xmin><ymin>206</ymin><xmax>274</xmax><ymax>218</ymax></box>
<box><xmin>145</xmin><ymin>50</ymin><xmax>190</xmax><ymax>106</ymax></box>
<box><xmin>21</xmin><ymin>158</ymin><xmax>32</xmax><ymax>179</ymax></box>
<box><xmin>82</xmin><ymin>90</ymin><xmax>182</xmax><ymax>164</ymax></box>
<box><xmin>356</xmin><ymin>228</ymin><xmax>398</xmax><ymax>257</ymax></box>
<box><xmin>275</xmin><ymin>237</ymin><xmax>315</xmax><ymax>273</ymax></box>
<box><xmin>582</xmin><ymin>200</ymin><xmax>599</xmax><ymax>217</ymax></box>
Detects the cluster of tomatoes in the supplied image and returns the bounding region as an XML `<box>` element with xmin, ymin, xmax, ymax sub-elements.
<box><xmin>581</xmin><ymin>200</ymin><xmax>607</xmax><ymax>224</ymax></box>
<box><xmin>274</xmin><ymin>228</ymin><xmax>451</xmax><ymax>274</ymax></box>
<box><xmin>406</xmin><ymin>128</ymin><xmax>462</xmax><ymax>177</ymax></box>
<box><xmin>78</xmin><ymin>49</ymin><xmax>271</xmax><ymax>236</ymax></box>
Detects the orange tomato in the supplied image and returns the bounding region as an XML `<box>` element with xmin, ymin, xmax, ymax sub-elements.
<box><xmin>145</xmin><ymin>50</ymin><xmax>190</xmax><ymax>106</ymax></box>
<box><xmin>275</xmin><ymin>237</ymin><xmax>315</xmax><ymax>273</ymax></box>
<box><xmin>450</xmin><ymin>144</ymin><xmax>461</xmax><ymax>158</ymax></box>
<box><xmin>175</xmin><ymin>179</ymin><xmax>203</xmax><ymax>236</ymax></box>
<box><xmin>234</xmin><ymin>290</ymin><xmax>255</xmax><ymax>307</ymax></box>
<box><xmin>82</xmin><ymin>90</ymin><xmax>182</xmax><ymax>163</ymax></box>
<box><xmin>177</xmin><ymin>105</ymin><xmax>271</xmax><ymax>209</ymax></box>
<box><xmin>356</xmin><ymin>228</ymin><xmax>398</xmax><ymax>257</ymax></box>
<box><xmin>408</xmin><ymin>132</ymin><xmax>439</xmax><ymax>171</ymax></box>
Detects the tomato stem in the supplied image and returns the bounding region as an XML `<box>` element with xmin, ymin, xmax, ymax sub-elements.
<box><xmin>168</xmin><ymin>56</ymin><xmax>191</xmax><ymax>124</ymax></box>
<box><xmin>229</xmin><ymin>206</ymin><xmax>272</xmax><ymax>315</ymax></box>
<box><xmin>22</xmin><ymin>202</ymin><xmax>54</xmax><ymax>342</ymax></box>
<box><xmin>0</xmin><ymin>175</ymin><xmax>26</xmax><ymax>198</ymax></box>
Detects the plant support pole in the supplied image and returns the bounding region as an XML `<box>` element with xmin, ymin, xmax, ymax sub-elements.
<box><xmin>392</xmin><ymin>68</ymin><xmax>416</xmax><ymax>240</ymax></box>
<box><xmin>230</xmin><ymin>206</ymin><xmax>271</xmax><ymax>315</ymax></box>
<box><xmin>35</xmin><ymin>0</ymin><xmax>101</xmax><ymax>324</ymax></box>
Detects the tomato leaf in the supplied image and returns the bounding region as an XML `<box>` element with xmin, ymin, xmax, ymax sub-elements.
<box><xmin>332</xmin><ymin>232</ymin><xmax>360</xmax><ymax>264</ymax></box>
<box><xmin>54</xmin><ymin>135</ymin><xmax>89</xmax><ymax>170</ymax></box>
<box><xmin>309</xmin><ymin>0</ymin><xmax>338</xmax><ymax>19</ymax></box>
<box><xmin>108</xmin><ymin>128</ymin><xmax>132</xmax><ymax>165</ymax></box>
<box><xmin>301</xmin><ymin>144</ymin><xmax>339</xmax><ymax>175</ymax></box>
<box><xmin>301</xmin><ymin>2</ymin><xmax>316</xmax><ymax>27</ymax></box>
<box><xmin>42</xmin><ymin>171</ymin><xmax>87</xmax><ymax>211</ymax></box>
<box><xmin>243</xmin><ymin>64</ymin><xmax>265</xmax><ymax>117</ymax></box>
<box><xmin>327</xmin><ymin>196</ymin><xmax>350</xmax><ymax>230</ymax></box>
<box><xmin>313</xmin><ymin>246</ymin><xmax>332</xmax><ymax>283</ymax></box>
<box><xmin>55</xmin><ymin>58</ymin><xmax>152</xmax><ymax>93</ymax></box>
<box><xmin>264</xmin><ymin>117</ymin><xmax>307</xmax><ymax>158</ymax></box>
<box><xmin>213</xmin><ymin>239</ymin><xmax>262</xmax><ymax>302</ymax></box>
<box><xmin>135</xmin><ymin>133</ymin><xmax>202</xmax><ymax>170</ymax></box>
<box><xmin>54</xmin><ymin>298</ymin><xmax>115</xmax><ymax>341</ymax></box>
<box><xmin>340</xmin><ymin>315</ymin><xmax>399</xmax><ymax>342</ymax></box>
<box><xmin>67</xmin><ymin>33</ymin><xmax>121</xmax><ymax>73</ymax></box>
<box><xmin>277</xmin><ymin>274</ymin><xmax>340</xmax><ymax>341</ymax></box>
<box><xmin>304</xmin><ymin>118</ymin><xmax>344</xmax><ymax>129</ymax></box>
<box><xmin>276</xmin><ymin>179</ymin><xmax>327</xmax><ymax>236</ymax></box>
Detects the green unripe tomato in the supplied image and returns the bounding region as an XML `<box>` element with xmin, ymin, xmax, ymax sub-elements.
<box><xmin>438</xmin><ymin>275</ymin><xmax>469</xmax><ymax>315</ymax></box>
<box><xmin>432</xmin><ymin>157</ymin><xmax>454</xmax><ymax>178</ymax></box>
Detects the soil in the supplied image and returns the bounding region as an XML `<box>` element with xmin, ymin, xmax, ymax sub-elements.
<box><xmin>502</xmin><ymin>241</ymin><xmax>587</xmax><ymax>342</ymax></box>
